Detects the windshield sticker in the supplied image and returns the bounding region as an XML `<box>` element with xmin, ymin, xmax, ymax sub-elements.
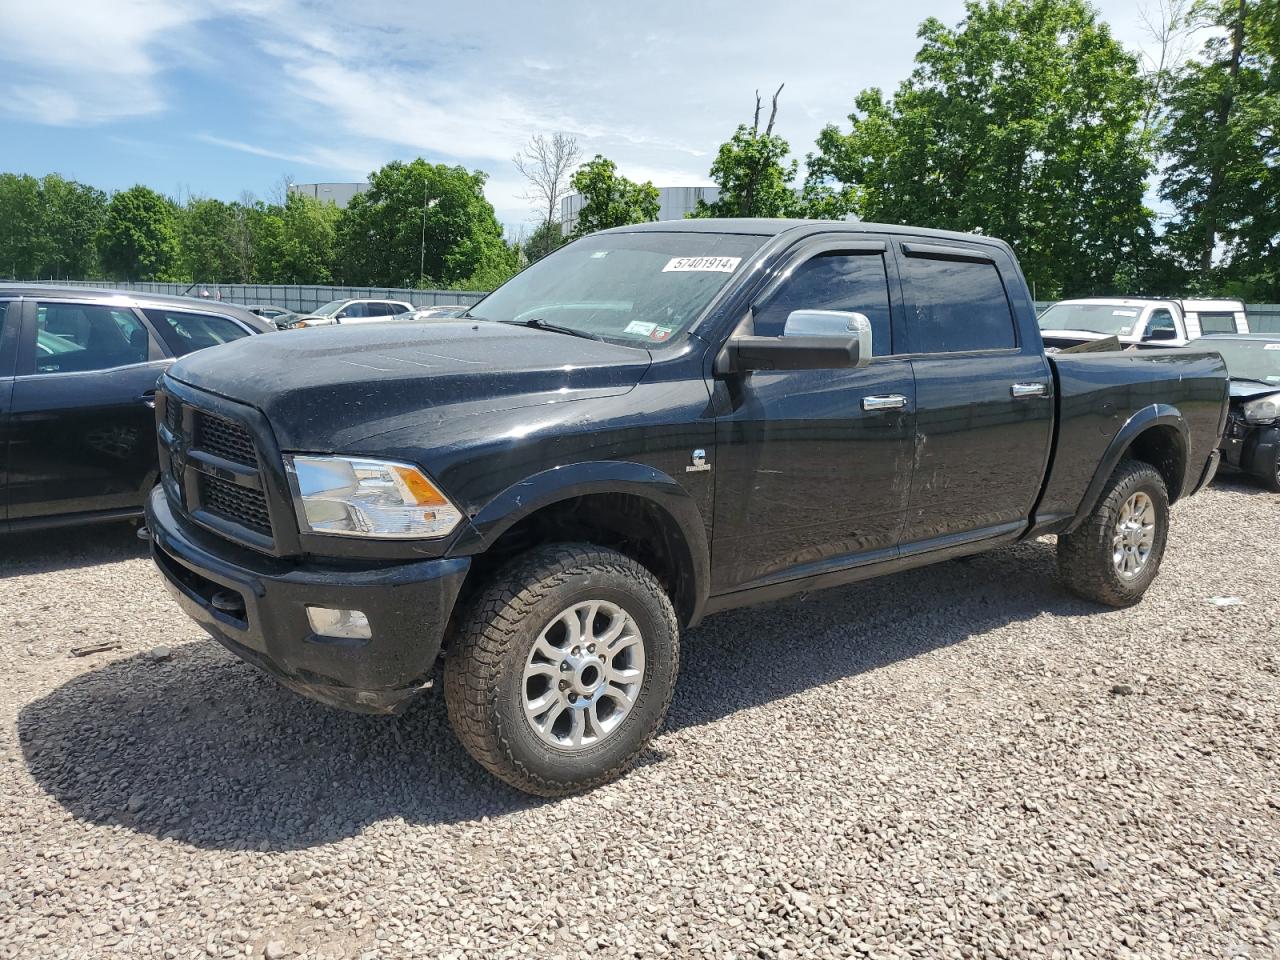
<box><xmin>591</xmin><ymin>251</ymin><xmax>609</xmax><ymax>258</ymax></box>
<box><xmin>1112</xmin><ymin>309</ymin><xmax>1138</xmax><ymax>317</ymax></box>
<box><xmin>624</xmin><ymin>320</ymin><xmax>658</xmax><ymax>336</ymax></box>
<box><xmin>662</xmin><ymin>256</ymin><xmax>742</xmax><ymax>273</ymax></box>
<box><xmin>1118</xmin><ymin>326</ymin><xmax>1133</xmax><ymax>335</ymax></box>
<box><xmin>1265</xmin><ymin>343</ymin><xmax>1280</xmax><ymax>350</ymax></box>
<box><xmin>650</xmin><ymin>326</ymin><xmax>673</xmax><ymax>342</ymax></box>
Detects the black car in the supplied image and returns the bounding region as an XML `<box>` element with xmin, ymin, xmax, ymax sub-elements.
<box><xmin>0</xmin><ymin>286</ymin><xmax>274</xmax><ymax>532</ymax></box>
<box><xmin>1199</xmin><ymin>334</ymin><xmax>1280</xmax><ymax>490</ymax></box>
<box><xmin>145</xmin><ymin>219</ymin><xmax>1227</xmax><ymax>796</ymax></box>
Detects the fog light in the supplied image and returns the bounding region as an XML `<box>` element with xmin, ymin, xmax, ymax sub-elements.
<box><xmin>306</xmin><ymin>606</ymin><xmax>372</xmax><ymax>640</ymax></box>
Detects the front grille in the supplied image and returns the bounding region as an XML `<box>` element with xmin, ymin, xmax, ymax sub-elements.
<box><xmin>165</xmin><ymin>397</ymin><xmax>182</xmax><ymax>432</ymax></box>
<box><xmin>196</xmin><ymin>411</ymin><xmax>257</xmax><ymax>466</ymax></box>
<box><xmin>200</xmin><ymin>474</ymin><xmax>272</xmax><ymax>535</ymax></box>
<box><xmin>158</xmin><ymin>387</ymin><xmax>276</xmax><ymax>549</ymax></box>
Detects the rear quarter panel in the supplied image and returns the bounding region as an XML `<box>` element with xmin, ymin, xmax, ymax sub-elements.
<box><xmin>1036</xmin><ymin>350</ymin><xmax>1228</xmax><ymax>528</ymax></box>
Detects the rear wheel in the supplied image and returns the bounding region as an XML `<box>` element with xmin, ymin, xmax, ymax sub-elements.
<box><xmin>444</xmin><ymin>544</ymin><xmax>680</xmax><ymax>796</ymax></box>
<box><xmin>1057</xmin><ymin>459</ymin><xmax>1169</xmax><ymax>607</ymax></box>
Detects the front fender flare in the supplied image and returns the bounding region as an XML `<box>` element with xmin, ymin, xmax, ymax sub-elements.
<box><xmin>451</xmin><ymin>460</ymin><xmax>711</xmax><ymax>625</ymax></box>
<box><xmin>1068</xmin><ymin>403</ymin><xmax>1189</xmax><ymax>532</ymax></box>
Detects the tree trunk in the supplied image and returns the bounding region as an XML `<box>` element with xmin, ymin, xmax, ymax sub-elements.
<box><xmin>1200</xmin><ymin>0</ymin><xmax>1248</xmax><ymax>278</ymax></box>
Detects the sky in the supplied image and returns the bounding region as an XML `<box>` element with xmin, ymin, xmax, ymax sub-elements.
<box><xmin>0</xmin><ymin>0</ymin><xmax>1169</xmax><ymax>236</ymax></box>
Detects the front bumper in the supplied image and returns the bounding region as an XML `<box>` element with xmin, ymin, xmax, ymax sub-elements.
<box><xmin>1219</xmin><ymin>423</ymin><xmax>1280</xmax><ymax>481</ymax></box>
<box><xmin>146</xmin><ymin>487</ymin><xmax>470</xmax><ymax>714</ymax></box>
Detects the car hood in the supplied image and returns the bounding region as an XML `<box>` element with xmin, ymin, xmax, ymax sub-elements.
<box><xmin>1229</xmin><ymin>379</ymin><xmax>1280</xmax><ymax>400</ymax></box>
<box><xmin>166</xmin><ymin>320</ymin><xmax>652</xmax><ymax>449</ymax></box>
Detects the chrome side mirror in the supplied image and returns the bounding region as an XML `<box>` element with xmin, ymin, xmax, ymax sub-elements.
<box><xmin>716</xmin><ymin>309</ymin><xmax>874</xmax><ymax>374</ymax></box>
<box><xmin>783</xmin><ymin>310</ymin><xmax>872</xmax><ymax>366</ymax></box>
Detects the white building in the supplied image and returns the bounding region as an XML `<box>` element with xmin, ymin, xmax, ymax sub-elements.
<box><xmin>559</xmin><ymin>185</ymin><xmax>721</xmax><ymax>234</ymax></box>
<box><xmin>289</xmin><ymin>182</ymin><xmax>369</xmax><ymax>209</ymax></box>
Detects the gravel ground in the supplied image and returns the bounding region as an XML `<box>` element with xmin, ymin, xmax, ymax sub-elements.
<box><xmin>1</xmin><ymin>479</ymin><xmax>1277</xmax><ymax>960</ymax></box>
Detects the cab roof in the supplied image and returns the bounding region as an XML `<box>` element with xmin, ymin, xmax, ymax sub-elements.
<box><xmin>601</xmin><ymin>217</ymin><xmax>1016</xmax><ymax>251</ymax></box>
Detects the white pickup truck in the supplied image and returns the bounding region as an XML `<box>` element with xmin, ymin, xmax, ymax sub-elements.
<box><xmin>1038</xmin><ymin>297</ymin><xmax>1250</xmax><ymax>350</ymax></box>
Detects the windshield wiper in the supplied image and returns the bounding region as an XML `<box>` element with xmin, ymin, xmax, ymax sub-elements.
<box><xmin>497</xmin><ymin>318</ymin><xmax>602</xmax><ymax>342</ymax></box>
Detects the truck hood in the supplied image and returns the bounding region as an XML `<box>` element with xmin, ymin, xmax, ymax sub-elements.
<box><xmin>166</xmin><ymin>321</ymin><xmax>652</xmax><ymax>449</ymax></box>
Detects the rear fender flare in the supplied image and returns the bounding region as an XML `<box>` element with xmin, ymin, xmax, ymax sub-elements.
<box><xmin>1068</xmin><ymin>404</ymin><xmax>1188</xmax><ymax>531</ymax></box>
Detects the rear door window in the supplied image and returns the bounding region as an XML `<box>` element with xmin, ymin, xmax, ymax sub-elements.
<box><xmin>30</xmin><ymin>302</ymin><xmax>151</xmax><ymax>374</ymax></box>
<box><xmin>144</xmin><ymin>308</ymin><xmax>252</xmax><ymax>357</ymax></box>
<box><xmin>903</xmin><ymin>254</ymin><xmax>1017</xmax><ymax>353</ymax></box>
<box><xmin>753</xmin><ymin>252</ymin><xmax>894</xmax><ymax>355</ymax></box>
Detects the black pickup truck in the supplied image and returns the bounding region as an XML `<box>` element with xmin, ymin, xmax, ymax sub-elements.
<box><xmin>146</xmin><ymin>220</ymin><xmax>1228</xmax><ymax>795</ymax></box>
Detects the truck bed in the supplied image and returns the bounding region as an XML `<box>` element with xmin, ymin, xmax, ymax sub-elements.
<box><xmin>1034</xmin><ymin>348</ymin><xmax>1229</xmax><ymax>532</ymax></box>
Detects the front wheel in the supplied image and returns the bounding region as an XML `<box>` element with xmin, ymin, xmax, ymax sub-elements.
<box><xmin>1057</xmin><ymin>459</ymin><xmax>1170</xmax><ymax>607</ymax></box>
<box><xmin>444</xmin><ymin>544</ymin><xmax>680</xmax><ymax>797</ymax></box>
<box><xmin>1257</xmin><ymin>445</ymin><xmax>1280</xmax><ymax>493</ymax></box>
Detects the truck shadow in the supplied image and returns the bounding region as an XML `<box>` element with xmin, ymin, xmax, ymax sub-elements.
<box><xmin>0</xmin><ymin>522</ymin><xmax>147</xmax><ymax>578</ymax></box>
<box><xmin>18</xmin><ymin>538</ymin><xmax>1096</xmax><ymax>851</ymax></box>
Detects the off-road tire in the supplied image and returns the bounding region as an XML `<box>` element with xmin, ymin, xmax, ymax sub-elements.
<box><xmin>1057</xmin><ymin>458</ymin><xmax>1169</xmax><ymax>607</ymax></box>
<box><xmin>444</xmin><ymin>543</ymin><xmax>680</xmax><ymax>797</ymax></box>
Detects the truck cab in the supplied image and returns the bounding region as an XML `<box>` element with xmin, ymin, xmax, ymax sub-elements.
<box><xmin>1038</xmin><ymin>297</ymin><xmax>1190</xmax><ymax>349</ymax></box>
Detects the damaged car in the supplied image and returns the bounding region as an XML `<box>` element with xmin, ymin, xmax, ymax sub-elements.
<box><xmin>1198</xmin><ymin>334</ymin><xmax>1280</xmax><ymax>491</ymax></box>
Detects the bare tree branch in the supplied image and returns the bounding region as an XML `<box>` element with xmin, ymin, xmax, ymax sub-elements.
<box><xmin>1136</xmin><ymin>0</ymin><xmax>1196</xmax><ymax>136</ymax></box>
<box><xmin>765</xmin><ymin>83</ymin><xmax>785</xmax><ymax>137</ymax></box>
<box><xmin>513</xmin><ymin>133</ymin><xmax>583</xmax><ymax>226</ymax></box>
<box><xmin>742</xmin><ymin>84</ymin><xmax>787</xmax><ymax>215</ymax></box>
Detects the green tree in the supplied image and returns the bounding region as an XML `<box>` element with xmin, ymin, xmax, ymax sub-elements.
<box><xmin>1159</xmin><ymin>0</ymin><xmax>1279</xmax><ymax>297</ymax></box>
<box><xmin>805</xmin><ymin>0</ymin><xmax>1155</xmax><ymax>298</ymax></box>
<box><xmin>335</xmin><ymin>159</ymin><xmax>512</xmax><ymax>287</ymax></box>
<box><xmin>179</xmin><ymin>197</ymin><xmax>244</xmax><ymax>282</ymax></box>
<box><xmin>523</xmin><ymin>218</ymin><xmax>568</xmax><ymax>262</ymax></box>
<box><xmin>40</xmin><ymin>174</ymin><xmax>107</xmax><ymax>278</ymax></box>
<box><xmin>252</xmin><ymin>194</ymin><xmax>341</xmax><ymax>283</ymax></box>
<box><xmin>691</xmin><ymin>86</ymin><xmax>800</xmax><ymax>218</ymax></box>
<box><xmin>0</xmin><ymin>174</ymin><xmax>49</xmax><ymax>278</ymax></box>
<box><xmin>98</xmin><ymin>185</ymin><xmax>180</xmax><ymax>281</ymax></box>
<box><xmin>568</xmin><ymin>156</ymin><xmax>659</xmax><ymax>234</ymax></box>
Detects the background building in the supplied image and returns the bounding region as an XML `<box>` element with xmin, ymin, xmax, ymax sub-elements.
<box><xmin>559</xmin><ymin>185</ymin><xmax>721</xmax><ymax>234</ymax></box>
<box><xmin>288</xmin><ymin>182</ymin><xmax>369</xmax><ymax>208</ymax></box>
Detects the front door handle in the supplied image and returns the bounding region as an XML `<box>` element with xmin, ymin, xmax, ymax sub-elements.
<box><xmin>1010</xmin><ymin>382</ymin><xmax>1048</xmax><ymax>399</ymax></box>
<box><xmin>139</xmin><ymin>390</ymin><xmax>156</xmax><ymax>409</ymax></box>
<box><xmin>862</xmin><ymin>394</ymin><xmax>909</xmax><ymax>411</ymax></box>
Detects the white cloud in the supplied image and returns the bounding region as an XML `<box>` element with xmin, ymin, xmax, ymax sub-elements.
<box><xmin>0</xmin><ymin>0</ymin><xmax>209</xmax><ymax>122</ymax></box>
<box><xmin>193</xmin><ymin>133</ymin><xmax>379</xmax><ymax>179</ymax></box>
<box><xmin>0</xmin><ymin>0</ymin><xmax>1170</xmax><ymax>225</ymax></box>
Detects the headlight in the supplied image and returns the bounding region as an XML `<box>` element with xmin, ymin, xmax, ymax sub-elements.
<box><xmin>1242</xmin><ymin>393</ymin><xmax>1280</xmax><ymax>423</ymax></box>
<box><xmin>284</xmin><ymin>455</ymin><xmax>463</xmax><ymax>539</ymax></box>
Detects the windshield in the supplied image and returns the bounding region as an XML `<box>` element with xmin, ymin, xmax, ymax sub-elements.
<box><xmin>1201</xmin><ymin>339</ymin><xmax>1280</xmax><ymax>384</ymax></box>
<box><xmin>1039</xmin><ymin>303</ymin><xmax>1148</xmax><ymax>336</ymax></box>
<box><xmin>312</xmin><ymin>299</ymin><xmax>347</xmax><ymax>316</ymax></box>
<box><xmin>469</xmin><ymin>231</ymin><xmax>767</xmax><ymax>347</ymax></box>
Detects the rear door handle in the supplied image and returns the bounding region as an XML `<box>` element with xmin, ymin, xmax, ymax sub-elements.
<box><xmin>139</xmin><ymin>390</ymin><xmax>156</xmax><ymax>409</ymax></box>
<box><xmin>862</xmin><ymin>394</ymin><xmax>909</xmax><ymax>411</ymax></box>
<box><xmin>1010</xmin><ymin>382</ymin><xmax>1048</xmax><ymax>398</ymax></box>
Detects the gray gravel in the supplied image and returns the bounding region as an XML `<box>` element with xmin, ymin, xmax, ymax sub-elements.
<box><xmin>1</xmin><ymin>479</ymin><xmax>1278</xmax><ymax>960</ymax></box>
